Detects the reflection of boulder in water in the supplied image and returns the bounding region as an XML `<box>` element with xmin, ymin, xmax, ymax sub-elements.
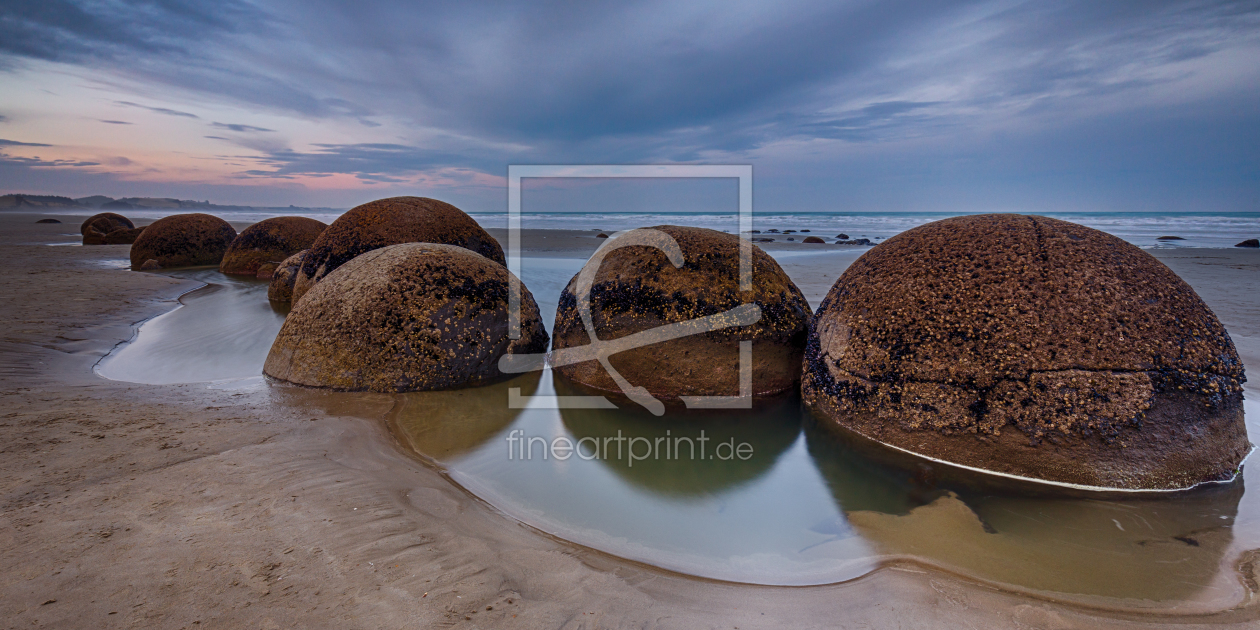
<box><xmin>808</xmin><ymin>407</ymin><xmax>1245</xmax><ymax>601</ymax></box>
<box><xmin>389</xmin><ymin>371</ymin><xmax>540</xmax><ymax>461</ymax></box>
<box><xmin>804</xmin><ymin>417</ymin><xmax>943</xmax><ymax>517</ymax></box>
<box><xmin>558</xmin><ymin>377</ymin><xmax>801</xmax><ymax>497</ymax></box>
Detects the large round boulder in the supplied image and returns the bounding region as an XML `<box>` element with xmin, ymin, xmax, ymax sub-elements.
<box><xmin>264</xmin><ymin>243</ymin><xmax>548</xmax><ymax>392</ymax></box>
<box><xmin>219</xmin><ymin>216</ymin><xmax>326</xmax><ymax>276</ymax></box>
<box><xmin>802</xmin><ymin>214</ymin><xmax>1249</xmax><ymax>491</ymax></box>
<box><xmin>551</xmin><ymin>226</ymin><xmax>812</xmax><ymax>406</ymax></box>
<box><xmin>291</xmin><ymin>197</ymin><xmax>503</xmax><ymax>303</ymax></box>
<box><xmin>129</xmin><ymin>213</ymin><xmax>237</xmax><ymax>270</ymax></box>
<box><xmin>267</xmin><ymin>249</ymin><xmax>308</xmax><ymax>303</ymax></box>
<box><xmin>80</xmin><ymin>212</ymin><xmax>133</xmax><ymax>235</ymax></box>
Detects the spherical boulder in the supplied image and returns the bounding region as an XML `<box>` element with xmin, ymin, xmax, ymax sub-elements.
<box><xmin>291</xmin><ymin>197</ymin><xmax>503</xmax><ymax>303</ymax></box>
<box><xmin>219</xmin><ymin>216</ymin><xmax>326</xmax><ymax>276</ymax></box>
<box><xmin>264</xmin><ymin>243</ymin><xmax>548</xmax><ymax>392</ymax></box>
<box><xmin>80</xmin><ymin>212</ymin><xmax>133</xmax><ymax>235</ymax></box>
<box><xmin>803</xmin><ymin>236</ymin><xmax>826</xmax><ymax>244</ymax></box>
<box><xmin>802</xmin><ymin>214</ymin><xmax>1249</xmax><ymax>491</ymax></box>
<box><xmin>551</xmin><ymin>226</ymin><xmax>812</xmax><ymax>405</ymax></box>
<box><xmin>129</xmin><ymin>213</ymin><xmax>237</xmax><ymax>270</ymax></box>
<box><xmin>267</xmin><ymin>250</ymin><xmax>307</xmax><ymax>303</ymax></box>
<box><xmin>139</xmin><ymin>259</ymin><xmax>162</xmax><ymax>271</ymax></box>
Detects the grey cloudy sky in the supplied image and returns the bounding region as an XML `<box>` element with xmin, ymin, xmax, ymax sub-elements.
<box><xmin>0</xmin><ymin>0</ymin><xmax>1257</xmax><ymax>212</ymax></box>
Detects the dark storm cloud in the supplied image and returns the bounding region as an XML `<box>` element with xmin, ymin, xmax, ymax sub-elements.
<box><xmin>0</xmin><ymin>138</ymin><xmax>52</xmax><ymax>147</ymax></box>
<box><xmin>115</xmin><ymin>101</ymin><xmax>199</xmax><ymax>119</ymax></box>
<box><xmin>236</xmin><ymin>142</ymin><xmax>472</xmax><ymax>182</ymax></box>
<box><xmin>0</xmin><ymin>153</ymin><xmax>98</xmax><ymax>168</ymax></box>
<box><xmin>0</xmin><ymin>0</ymin><xmax>268</xmax><ymax>66</ymax></box>
<box><xmin>211</xmin><ymin>122</ymin><xmax>276</xmax><ymax>133</ymax></box>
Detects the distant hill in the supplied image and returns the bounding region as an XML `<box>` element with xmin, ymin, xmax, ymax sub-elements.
<box><xmin>0</xmin><ymin>194</ymin><xmax>83</xmax><ymax>208</ymax></box>
<box><xmin>74</xmin><ymin>195</ymin><xmax>115</xmax><ymax>207</ymax></box>
<box><xmin>4</xmin><ymin>192</ymin><xmax>340</xmax><ymax>214</ymax></box>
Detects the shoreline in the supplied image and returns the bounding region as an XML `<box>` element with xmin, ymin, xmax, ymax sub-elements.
<box><xmin>3</xmin><ymin>211</ymin><xmax>1260</xmax><ymax>628</ymax></box>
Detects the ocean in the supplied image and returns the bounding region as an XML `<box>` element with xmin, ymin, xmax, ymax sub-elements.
<box><xmin>45</xmin><ymin>208</ymin><xmax>1260</xmax><ymax>249</ymax></box>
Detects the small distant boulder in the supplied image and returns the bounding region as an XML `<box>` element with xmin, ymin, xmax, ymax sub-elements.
<box><xmin>292</xmin><ymin>197</ymin><xmax>503</xmax><ymax>303</ymax></box>
<box><xmin>800</xmin><ymin>229</ymin><xmax>811</xmax><ymax>233</ymax></box>
<box><xmin>268</xmin><ymin>250</ymin><xmax>308</xmax><ymax>303</ymax></box>
<box><xmin>129</xmin><ymin>213</ymin><xmax>237</xmax><ymax>270</ymax></box>
<box><xmin>1238</xmin><ymin>239</ymin><xmax>1259</xmax><ymax>248</ymax></box>
<box><xmin>786</xmin><ymin>237</ymin><xmax>795</xmax><ymax>241</ymax></box>
<box><xmin>36</xmin><ymin>218</ymin><xmax>61</xmax><ymax>224</ymax></box>
<box><xmin>783</xmin><ymin>230</ymin><xmax>796</xmax><ymax>234</ymax></box>
<box><xmin>803</xmin><ymin>236</ymin><xmax>826</xmax><ymax>244</ymax></box>
<box><xmin>1156</xmin><ymin>236</ymin><xmax>1185</xmax><ymax>241</ymax></box>
<box><xmin>80</xmin><ymin>212</ymin><xmax>133</xmax><ymax>236</ymax></box>
<box><xmin>751</xmin><ymin>230</ymin><xmax>761</xmax><ymax>234</ymax></box>
<box><xmin>596</xmin><ymin>232</ymin><xmax>609</xmax><ymax>238</ymax></box>
<box><xmin>836</xmin><ymin>238</ymin><xmax>872</xmax><ymax>246</ymax></box>
<box><xmin>835</xmin><ymin>233</ymin><xmax>849</xmax><ymax>239</ymax></box>
<box><xmin>219</xmin><ymin>216</ymin><xmax>326</xmax><ymax>276</ymax></box>
<box><xmin>264</xmin><ymin>243</ymin><xmax>548</xmax><ymax>392</ymax></box>
<box><xmin>139</xmin><ymin>259</ymin><xmax>162</xmax><ymax>271</ymax></box>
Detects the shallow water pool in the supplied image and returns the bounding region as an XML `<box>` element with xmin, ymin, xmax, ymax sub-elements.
<box><xmin>97</xmin><ymin>255</ymin><xmax>1260</xmax><ymax>611</ymax></box>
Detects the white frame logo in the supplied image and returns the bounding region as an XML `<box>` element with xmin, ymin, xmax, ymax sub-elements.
<box><xmin>498</xmin><ymin>165</ymin><xmax>756</xmax><ymax>416</ymax></box>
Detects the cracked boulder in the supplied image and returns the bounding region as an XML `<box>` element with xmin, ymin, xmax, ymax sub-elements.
<box><xmin>267</xmin><ymin>249</ymin><xmax>308</xmax><ymax>303</ymax></box>
<box><xmin>802</xmin><ymin>214</ymin><xmax>1249</xmax><ymax>491</ymax></box>
<box><xmin>552</xmin><ymin>226</ymin><xmax>812</xmax><ymax>403</ymax></box>
<box><xmin>264</xmin><ymin>242</ymin><xmax>548</xmax><ymax>392</ymax></box>
<box><xmin>291</xmin><ymin>196</ymin><xmax>504</xmax><ymax>303</ymax></box>
<box><xmin>219</xmin><ymin>216</ymin><xmax>326</xmax><ymax>276</ymax></box>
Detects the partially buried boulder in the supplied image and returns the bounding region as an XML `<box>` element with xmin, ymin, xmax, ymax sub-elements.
<box><xmin>264</xmin><ymin>243</ymin><xmax>548</xmax><ymax>392</ymax></box>
<box><xmin>551</xmin><ymin>226</ymin><xmax>812</xmax><ymax>406</ymax></box>
<box><xmin>219</xmin><ymin>216</ymin><xmax>326</xmax><ymax>276</ymax></box>
<box><xmin>803</xmin><ymin>214</ymin><xmax>1249</xmax><ymax>491</ymax></box>
<box><xmin>102</xmin><ymin>227</ymin><xmax>145</xmax><ymax>244</ymax></box>
<box><xmin>291</xmin><ymin>197</ymin><xmax>503</xmax><ymax>303</ymax></box>
<box><xmin>80</xmin><ymin>212</ymin><xmax>133</xmax><ymax>235</ymax></box>
<box><xmin>803</xmin><ymin>236</ymin><xmax>826</xmax><ymax>244</ymax></box>
<box><xmin>36</xmin><ymin>218</ymin><xmax>61</xmax><ymax>224</ymax></box>
<box><xmin>267</xmin><ymin>250</ymin><xmax>307</xmax><ymax>303</ymax></box>
<box><xmin>1238</xmin><ymin>239</ymin><xmax>1259</xmax><ymax>248</ymax></box>
<box><xmin>129</xmin><ymin>213</ymin><xmax>237</xmax><ymax>270</ymax></box>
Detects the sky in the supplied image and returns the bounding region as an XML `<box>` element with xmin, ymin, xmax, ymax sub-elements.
<box><xmin>0</xmin><ymin>0</ymin><xmax>1258</xmax><ymax>213</ymax></box>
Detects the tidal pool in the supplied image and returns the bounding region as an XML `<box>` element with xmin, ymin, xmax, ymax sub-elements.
<box><xmin>98</xmin><ymin>256</ymin><xmax>1260</xmax><ymax>611</ymax></box>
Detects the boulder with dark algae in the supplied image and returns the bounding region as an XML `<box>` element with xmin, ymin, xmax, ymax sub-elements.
<box><xmin>264</xmin><ymin>243</ymin><xmax>548</xmax><ymax>392</ymax></box>
<box><xmin>80</xmin><ymin>212</ymin><xmax>133</xmax><ymax>235</ymax></box>
<box><xmin>802</xmin><ymin>214</ymin><xmax>1249</xmax><ymax>492</ymax></box>
<box><xmin>128</xmin><ymin>213</ymin><xmax>237</xmax><ymax>270</ymax></box>
<box><xmin>291</xmin><ymin>197</ymin><xmax>504</xmax><ymax>302</ymax></box>
<box><xmin>267</xmin><ymin>249</ymin><xmax>308</xmax><ymax>303</ymax></box>
<box><xmin>219</xmin><ymin>216</ymin><xmax>326</xmax><ymax>276</ymax></box>
<box><xmin>36</xmin><ymin>218</ymin><xmax>61</xmax><ymax>224</ymax></box>
<box><xmin>1239</xmin><ymin>239</ymin><xmax>1259</xmax><ymax>248</ymax></box>
<box><xmin>551</xmin><ymin>226</ymin><xmax>812</xmax><ymax>406</ymax></box>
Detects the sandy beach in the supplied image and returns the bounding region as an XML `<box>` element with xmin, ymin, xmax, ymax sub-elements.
<box><xmin>3</xmin><ymin>211</ymin><xmax>1260</xmax><ymax>629</ymax></box>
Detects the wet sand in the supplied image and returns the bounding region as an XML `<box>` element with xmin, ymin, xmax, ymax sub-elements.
<box><xmin>3</xmin><ymin>211</ymin><xmax>1259</xmax><ymax>629</ymax></box>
